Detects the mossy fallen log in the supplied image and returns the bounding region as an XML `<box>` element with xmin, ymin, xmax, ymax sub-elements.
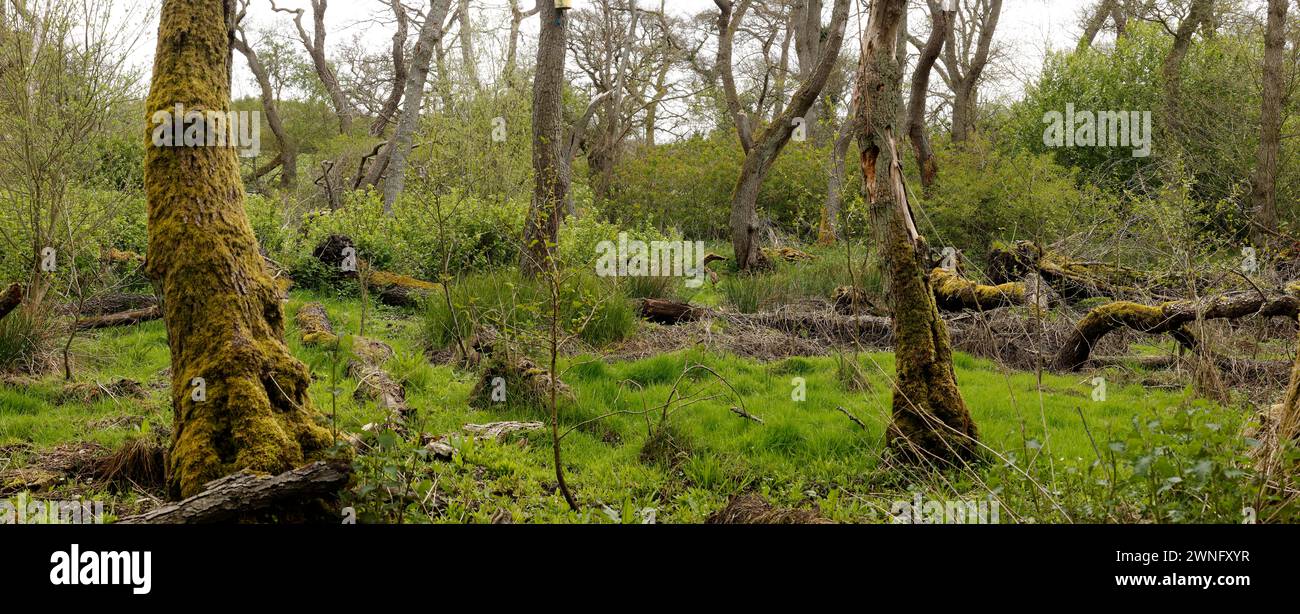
<box><xmin>988</xmin><ymin>240</ymin><xmax>1145</xmax><ymax>301</ymax></box>
<box><xmin>116</xmin><ymin>461</ymin><xmax>351</xmax><ymax>524</ymax></box>
<box><xmin>469</xmin><ymin>351</ymin><xmax>573</xmax><ymax>409</ymax></box>
<box><xmin>78</xmin><ymin>293</ymin><xmax>157</xmax><ymax>317</ymax></box>
<box><xmin>294</xmin><ymin>303</ymin><xmax>408</xmax><ymax>426</ymax></box>
<box><xmin>930</xmin><ymin>268</ymin><xmax>1027</xmax><ymax>312</ymax></box>
<box><xmin>295</xmin><ymin>302</ymin><xmax>338</xmax><ymax>345</ymax></box>
<box><xmin>0</xmin><ymin>283</ymin><xmax>22</xmax><ymax>321</ymax></box>
<box><xmin>367</xmin><ymin>270</ymin><xmax>438</xmax><ymax>308</ymax></box>
<box><xmin>1053</xmin><ymin>290</ymin><xmax>1300</xmax><ymax>371</ymax></box>
<box><xmin>75</xmin><ymin>306</ymin><xmax>162</xmax><ymax>330</ymax></box>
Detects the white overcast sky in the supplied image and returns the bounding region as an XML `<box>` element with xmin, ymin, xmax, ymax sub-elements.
<box><xmin>111</xmin><ymin>0</ymin><xmax>1088</xmax><ymax>103</ymax></box>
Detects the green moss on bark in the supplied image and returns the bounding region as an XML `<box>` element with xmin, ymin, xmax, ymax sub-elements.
<box><xmin>145</xmin><ymin>0</ymin><xmax>333</xmax><ymax>498</ymax></box>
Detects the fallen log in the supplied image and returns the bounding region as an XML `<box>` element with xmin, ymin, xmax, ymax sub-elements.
<box><xmin>0</xmin><ymin>283</ymin><xmax>22</xmax><ymax>321</ymax></box>
<box><xmin>294</xmin><ymin>303</ymin><xmax>409</xmax><ymax>427</ymax></box>
<box><xmin>988</xmin><ymin>240</ymin><xmax>1146</xmax><ymax>301</ymax></box>
<box><xmin>75</xmin><ymin>305</ymin><xmax>161</xmax><ymax>330</ymax></box>
<box><xmin>638</xmin><ymin>298</ymin><xmax>710</xmax><ymax>324</ymax></box>
<box><xmin>930</xmin><ymin>268</ymin><xmax>1027</xmax><ymax>312</ymax></box>
<box><xmin>311</xmin><ymin>235</ymin><xmax>439</xmax><ymax>308</ymax></box>
<box><xmin>78</xmin><ymin>292</ymin><xmax>157</xmax><ymax>317</ymax></box>
<box><xmin>367</xmin><ymin>270</ymin><xmax>439</xmax><ymax>308</ymax></box>
<box><xmin>1053</xmin><ymin>290</ymin><xmax>1300</xmax><ymax>371</ymax></box>
<box><xmin>295</xmin><ymin>302</ymin><xmax>338</xmax><ymax>345</ymax></box>
<box><xmin>116</xmin><ymin>461</ymin><xmax>351</xmax><ymax>524</ymax></box>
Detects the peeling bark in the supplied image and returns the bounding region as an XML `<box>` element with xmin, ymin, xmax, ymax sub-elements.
<box><xmin>856</xmin><ymin>0</ymin><xmax>977</xmax><ymax>464</ymax></box>
<box><xmin>145</xmin><ymin>0</ymin><xmax>333</xmax><ymax>499</ymax></box>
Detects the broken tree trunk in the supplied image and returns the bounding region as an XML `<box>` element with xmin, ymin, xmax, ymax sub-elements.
<box><xmin>75</xmin><ymin>306</ymin><xmax>162</xmax><ymax>331</ymax></box>
<box><xmin>1053</xmin><ymin>290</ymin><xmax>1300</xmax><ymax>371</ymax></box>
<box><xmin>117</xmin><ymin>461</ymin><xmax>351</xmax><ymax>524</ymax></box>
<box><xmin>0</xmin><ymin>283</ymin><xmax>22</xmax><ymax>321</ymax></box>
<box><xmin>294</xmin><ymin>303</ymin><xmax>409</xmax><ymax>428</ymax></box>
<box><xmin>856</xmin><ymin>0</ymin><xmax>978</xmax><ymax>464</ymax></box>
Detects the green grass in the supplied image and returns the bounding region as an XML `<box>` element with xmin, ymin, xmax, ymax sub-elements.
<box><xmin>0</xmin><ymin>286</ymin><xmax>1260</xmax><ymax>524</ymax></box>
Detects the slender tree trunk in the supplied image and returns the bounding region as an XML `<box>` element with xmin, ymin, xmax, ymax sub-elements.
<box><xmin>794</xmin><ymin>0</ymin><xmax>824</xmax><ymax>140</ymax></box>
<box><xmin>907</xmin><ymin>0</ymin><xmax>949</xmax><ymax>190</ymax></box>
<box><xmin>370</xmin><ymin>0</ymin><xmax>409</xmax><ymax>137</ymax></box>
<box><xmin>232</xmin><ymin>28</ymin><xmax>297</xmax><ymax>188</ymax></box>
<box><xmin>1250</xmin><ymin>0</ymin><xmax>1288</xmax><ymax>247</ymax></box>
<box><xmin>382</xmin><ymin>0</ymin><xmax>452</xmax><ymax>213</ymax></box>
<box><xmin>457</xmin><ymin>0</ymin><xmax>480</xmax><ymax>91</ymax></box>
<box><xmin>1077</xmin><ymin>0</ymin><xmax>1118</xmax><ymax>51</ymax></box>
<box><xmin>145</xmin><ymin>0</ymin><xmax>332</xmax><ymax>499</ymax></box>
<box><xmin>1161</xmin><ymin>0</ymin><xmax>1214</xmax><ymax>147</ymax></box>
<box><xmin>818</xmin><ymin>113</ymin><xmax>855</xmax><ymax>245</ymax></box>
<box><xmin>720</xmin><ymin>0</ymin><xmax>849</xmax><ymax>271</ymax></box>
<box><xmin>855</xmin><ymin>0</ymin><xmax>977</xmax><ymax>464</ymax></box>
<box><xmin>520</xmin><ymin>2</ymin><xmax>572</xmax><ymax>276</ymax></box>
<box><xmin>504</xmin><ymin>1</ymin><xmax>539</xmax><ymax>89</ymax></box>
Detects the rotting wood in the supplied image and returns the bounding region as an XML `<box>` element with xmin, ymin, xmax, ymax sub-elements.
<box><xmin>117</xmin><ymin>461</ymin><xmax>351</xmax><ymax>524</ymax></box>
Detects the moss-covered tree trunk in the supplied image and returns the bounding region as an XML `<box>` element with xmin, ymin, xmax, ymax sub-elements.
<box><xmin>854</xmin><ymin>0</ymin><xmax>977</xmax><ymax>464</ymax></box>
<box><xmin>145</xmin><ymin>0</ymin><xmax>331</xmax><ymax>499</ymax></box>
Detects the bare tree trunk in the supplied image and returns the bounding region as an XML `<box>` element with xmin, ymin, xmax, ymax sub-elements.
<box><xmin>146</xmin><ymin>0</ymin><xmax>332</xmax><ymax>499</ymax></box>
<box><xmin>943</xmin><ymin>0</ymin><xmax>1001</xmax><ymax>143</ymax></box>
<box><xmin>381</xmin><ymin>0</ymin><xmax>452</xmax><ymax>214</ymax></box>
<box><xmin>794</xmin><ymin>0</ymin><xmax>824</xmax><ymax>139</ymax></box>
<box><xmin>907</xmin><ymin>0</ymin><xmax>950</xmax><ymax>190</ymax></box>
<box><xmin>456</xmin><ymin>0</ymin><xmax>480</xmax><ymax>91</ymax></box>
<box><xmin>1161</xmin><ymin>0</ymin><xmax>1214</xmax><ymax>147</ymax></box>
<box><xmin>1077</xmin><ymin>0</ymin><xmax>1118</xmax><ymax>51</ymax></box>
<box><xmin>370</xmin><ymin>0</ymin><xmax>409</xmax><ymax>137</ymax></box>
<box><xmin>818</xmin><ymin>113</ymin><xmax>855</xmax><ymax>245</ymax></box>
<box><xmin>1250</xmin><ymin>0</ymin><xmax>1288</xmax><ymax>247</ymax></box>
<box><xmin>232</xmin><ymin>5</ymin><xmax>296</xmax><ymax>188</ymax></box>
<box><xmin>520</xmin><ymin>2</ymin><xmax>572</xmax><ymax>276</ymax></box>
<box><xmin>856</xmin><ymin>0</ymin><xmax>977</xmax><ymax>464</ymax></box>
<box><xmin>719</xmin><ymin>0</ymin><xmax>849</xmax><ymax>271</ymax></box>
<box><xmin>504</xmin><ymin>0</ymin><xmax>540</xmax><ymax>89</ymax></box>
<box><xmin>273</xmin><ymin>0</ymin><xmax>354</xmax><ymax>134</ymax></box>
<box><xmin>592</xmin><ymin>1</ymin><xmax>639</xmax><ymax>205</ymax></box>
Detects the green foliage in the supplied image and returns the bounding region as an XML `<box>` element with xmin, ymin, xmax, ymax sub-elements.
<box><xmin>297</xmin><ymin>189</ymin><xmax>527</xmax><ymax>282</ymax></box>
<box><xmin>918</xmin><ymin>136</ymin><xmax>1088</xmax><ymax>259</ymax></box>
<box><xmin>422</xmin><ymin>269</ymin><xmax>636</xmax><ymax>350</ymax></box>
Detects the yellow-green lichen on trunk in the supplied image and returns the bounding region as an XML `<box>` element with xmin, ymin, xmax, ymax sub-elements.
<box><xmin>144</xmin><ymin>0</ymin><xmax>332</xmax><ymax>498</ymax></box>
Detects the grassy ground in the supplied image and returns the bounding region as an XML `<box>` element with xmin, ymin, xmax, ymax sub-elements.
<box><xmin>1</xmin><ymin>285</ymin><xmax>1263</xmax><ymax>524</ymax></box>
